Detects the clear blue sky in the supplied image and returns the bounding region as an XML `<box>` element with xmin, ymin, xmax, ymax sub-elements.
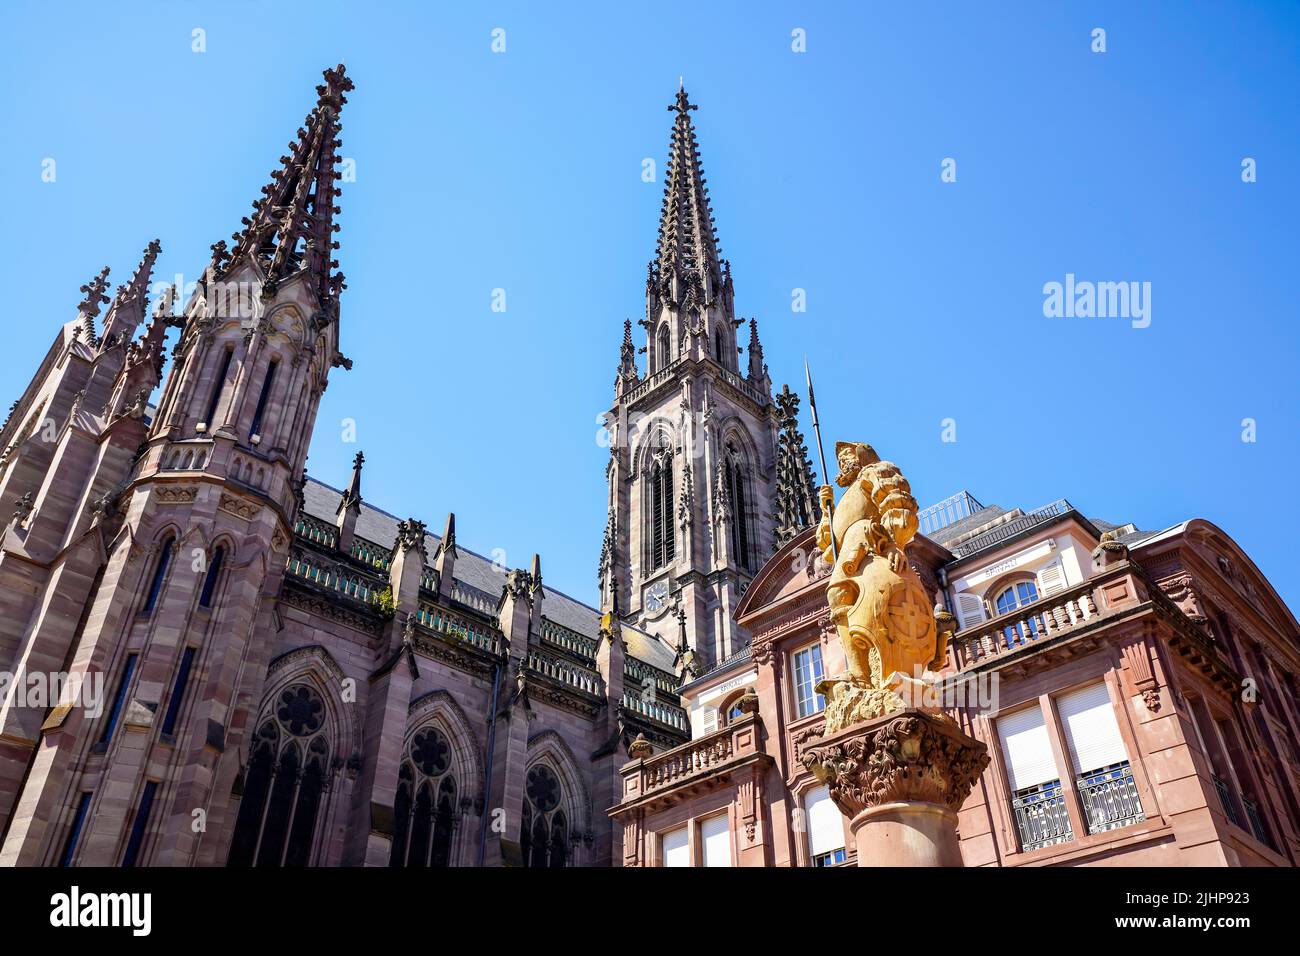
<box><xmin>1</xmin><ymin>1</ymin><xmax>1297</xmax><ymax>613</ymax></box>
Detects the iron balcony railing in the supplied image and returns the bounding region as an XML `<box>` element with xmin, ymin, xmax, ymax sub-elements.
<box><xmin>1212</xmin><ymin>774</ymin><xmax>1244</xmax><ymax>829</ymax></box>
<box><xmin>949</xmin><ymin>499</ymin><xmax>1076</xmax><ymax>558</ymax></box>
<box><xmin>1076</xmin><ymin>762</ymin><xmax>1145</xmax><ymax>835</ymax></box>
<box><xmin>1242</xmin><ymin>796</ymin><xmax>1273</xmax><ymax>848</ymax></box>
<box><xmin>1011</xmin><ymin>779</ymin><xmax>1074</xmax><ymax>852</ymax></box>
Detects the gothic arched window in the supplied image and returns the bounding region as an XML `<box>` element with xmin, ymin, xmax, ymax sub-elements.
<box><xmin>647</xmin><ymin>439</ymin><xmax>675</xmax><ymax>571</ymax></box>
<box><xmin>714</xmin><ymin>327</ymin><xmax>724</xmax><ymax>365</ymax></box>
<box><xmin>390</xmin><ymin>725</ymin><xmax>458</xmax><ymax>867</ymax></box>
<box><xmin>656</xmin><ymin>325</ymin><xmax>671</xmax><ymax>373</ymax></box>
<box><xmin>248</xmin><ymin>357</ymin><xmax>278</xmax><ymax>441</ymax></box>
<box><xmin>725</xmin><ymin>444</ymin><xmax>752</xmax><ymax>570</ymax></box>
<box><xmin>228</xmin><ymin>683</ymin><xmax>331</xmax><ymax>867</ymax></box>
<box><xmin>142</xmin><ymin>536</ymin><xmax>175</xmax><ymax>616</ymax></box>
<box><xmin>198</xmin><ymin>545</ymin><xmax>225</xmax><ymax>608</ymax></box>
<box><xmin>522</xmin><ymin>763</ymin><xmax>568</xmax><ymax>868</ymax></box>
<box><xmin>202</xmin><ymin>346</ymin><xmax>234</xmax><ymax>429</ymax></box>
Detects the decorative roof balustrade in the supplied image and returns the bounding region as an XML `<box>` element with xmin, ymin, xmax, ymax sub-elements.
<box><xmin>527</xmin><ymin>648</ymin><xmax>603</xmax><ymax>696</ymax></box>
<box><xmin>451</xmin><ymin>579</ymin><xmax>498</xmax><ymax>615</ymax></box>
<box><xmin>540</xmin><ymin>617</ymin><xmax>598</xmax><ymax>660</ymax></box>
<box><xmin>160</xmin><ymin>440</ymin><xmax>213</xmax><ymax>472</ymax></box>
<box><xmin>625</xmin><ymin>358</ymin><xmax>682</xmax><ymax>405</ymax></box>
<box><xmin>620</xmin><ymin>692</ymin><xmax>689</xmax><ymax>732</ymax></box>
<box><xmin>625</xmin><ymin>655</ymin><xmax>680</xmax><ymax>697</ymax></box>
<box><xmin>918</xmin><ymin>490</ymin><xmax>986</xmax><ymax>536</ymax></box>
<box><xmin>350</xmin><ymin>536</ymin><xmax>392</xmax><ymax>570</ymax></box>
<box><xmin>416</xmin><ymin>602</ymin><xmax>502</xmax><ymax>655</ymax></box>
<box><xmin>715</xmin><ymin>363</ymin><xmax>768</xmax><ymax>407</ymax></box>
<box><xmin>285</xmin><ymin>550</ymin><xmax>381</xmax><ymax>606</ymax></box>
<box><xmin>294</xmin><ymin>513</ymin><xmax>338</xmax><ymax>549</ymax></box>
<box><xmin>948</xmin><ymin>499</ymin><xmax>1076</xmax><ymax>558</ymax></box>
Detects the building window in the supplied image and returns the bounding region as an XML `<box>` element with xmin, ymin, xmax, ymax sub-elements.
<box><xmin>391</xmin><ymin>726</ymin><xmax>458</xmax><ymax>867</ymax></box>
<box><xmin>248</xmin><ymin>358</ymin><xmax>278</xmax><ymax>439</ymax></box>
<box><xmin>792</xmin><ymin>643</ymin><xmax>825</xmax><ymax>718</ymax></box>
<box><xmin>1056</xmin><ymin>681</ymin><xmax>1144</xmax><ymax>836</ymax></box>
<box><xmin>656</xmin><ymin>325</ymin><xmax>671</xmax><ymax>372</ymax></box>
<box><xmin>699</xmin><ymin>813</ymin><xmax>732</xmax><ymax>867</ymax></box>
<box><xmin>992</xmin><ymin>579</ymin><xmax>1043</xmax><ymax>646</ymax></box>
<box><xmin>805</xmin><ymin>784</ymin><xmax>846</xmax><ymax>866</ymax></box>
<box><xmin>99</xmin><ymin>652</ymin><xmax>139</xmax><ymax>745</ymax></box>
<box><xmin>198</xmin><ymin>546</ymin><xmax>225</xmax><ymax>608</ymax></box>
<box><xmin>121</xmin><ymin>780</ymin><xmax>158</xmax><ymax>867</ymax></box>
<box><xmin>159</xmin><ymin>647</ymin><xmax>196</xmax><ymax>738</ymax></box>
<box><xmin>661</xmin><ymin>825</ymin><xmax>690</xmax><ymax>867</ymax></box>
<box><xmin>202</xmin><ymin>347</ymin><xmax>234</xmax><ymax>428</ymax></box>
<box><xmin>724</xmin><ymin>444</ymin><xmax>752</xmax><ymax>570</ymax></box>
<box><xmin>997</xmin><ymin>703</ymin><xmax>1073</xmax><ymax>851</ymax></box>
<box><xmin>141</xmin><ymin>537</ymin><xmax>175</xmax><ymax>616</ymax></box>
<box><xmin>647</xmin><ymin>445</ymin><xmax>675</xmax><ymax>571</ymax></box>
<box><xmin>228</xmin><ymin>683</ymin><xmax>331</xmax><ymax>867</ymax></box>
<box><xmin>59</xmin><ymin>792</ymin><xmax>94</xmax><ymax>867</ymax></box>
<box><xmin>521</xmin><ymin>763</ymin><xmax>569</xmax><ymax>867</ymax></box>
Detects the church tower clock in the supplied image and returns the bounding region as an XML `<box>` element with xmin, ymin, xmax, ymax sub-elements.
<box><xmin>599</xmin><ymin>88</ymin><xmax>783</xmax><ymax>674</ymax></box>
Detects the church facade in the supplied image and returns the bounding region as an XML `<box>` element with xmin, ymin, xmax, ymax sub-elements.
<box><xmin>0</xmin><ymin>65</ymin><xmax>822</xmax><ymax>869</ymax></box>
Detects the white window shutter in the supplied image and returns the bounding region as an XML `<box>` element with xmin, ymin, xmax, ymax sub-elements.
<box><xmin>701</xmin><ymin>708</ymin><xmax>718</xmax><ymax>734</ymax></box>
<box><xmin>956</xmin><ymin>592</ymin><xmax>986</xmax><ymax>630</ymax></box>
<box><xmin>805</xmin><ymin>785</ymin><xmax>845</xmax><ymax>857</ymax></box>
<box><xmin>997</xmin><ymin>705</ymin><xmax>1060</xmax><ymax>791</ymax></box>
<box><xmin>700</xmin><ymin>814</ymin><xmax>731</xmax><ymax>867</ymax></box>
<box><xmin>1037</xmin><ymin>560</ymin><xmax>1066</xmax><ymax>597</ymax></box>
<box><xmin>662</xmin><ymin>826</ymin><xmax>690</xmax><ymax>867</ymax></box>
<box><xmin>1057</xmin><ymin>681</ymin><xmax>1129</xmax><ymax>775</ymax></box>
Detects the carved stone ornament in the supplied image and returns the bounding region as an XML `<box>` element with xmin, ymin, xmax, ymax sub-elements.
<box><xmin>800</xmin><ymin>711</ymin><xmax>989</xmax><ymax>818</ymax></box>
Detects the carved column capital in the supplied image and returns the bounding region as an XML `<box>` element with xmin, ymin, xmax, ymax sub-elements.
<box><xmin>800</xmin><ymin>710</ymin><xmax>989</xmax><ymax>818</ymax></box>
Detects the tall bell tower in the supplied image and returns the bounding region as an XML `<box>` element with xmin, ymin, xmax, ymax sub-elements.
<box><xmin>0</xmin><ymin>65</ymin><xmax>354</xmax><ymax>865</ymax></box>
<box><xmin>600</xmin><ymin>88</ymin><xmax>782</xmax><ymax>674</ymax></box>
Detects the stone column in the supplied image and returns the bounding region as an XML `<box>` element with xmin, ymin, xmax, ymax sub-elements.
<box><xmin>801</xmin><ymin>710</ymin><xmax>988</xmax><ymax>867</ymax></box>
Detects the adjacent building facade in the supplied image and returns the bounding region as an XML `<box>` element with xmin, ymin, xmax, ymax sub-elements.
<box><xmin>612</xmin><ymin>493</ymin><xmax>1300</xmax><ymax>867</ymax></box>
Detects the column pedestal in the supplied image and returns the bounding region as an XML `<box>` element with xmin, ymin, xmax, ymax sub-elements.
<box><xmin>801</xmin><ymin>709</ymin><xmax>988</xmax><ymax>867</ymax></box>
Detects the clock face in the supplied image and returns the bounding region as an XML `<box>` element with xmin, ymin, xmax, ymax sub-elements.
<box><xmin>644</xmin><ymin>581</ymin><xmax>670</xmax><ymax>614</ymax></box>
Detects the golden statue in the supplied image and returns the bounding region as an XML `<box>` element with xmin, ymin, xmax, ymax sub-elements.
<box><xmin>815</xmin><ymin>442</ymin><xmax>952</xmax><ymax>731</ymax></box>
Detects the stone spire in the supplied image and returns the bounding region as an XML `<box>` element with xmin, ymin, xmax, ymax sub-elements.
<box><xmin>652</xmin><ymin>87</ymin><xmax>724</xmax><ymax>298</ymax></box>
<box><xmin>75</xmin><ymin>267</ymin><xmax>111</xmax><ymax>345</ymax></box>
<box><xmin>433</xmin><ymin>511</ymin><xmax>457</xmax><ymax>600</ymax></box>
<box><xmin>339</xmin><ymin>450</ymin><xmax>364</xmax><ymax>512</ymax></box>
<box><xmin>617</xmin><ymin>318</ymin><xmax>639</xmax><ymax>381</ymax></box>
<box><xmin>224</xmin><ymin>64</ymin><xmax>353</xmax><ymax>315</ymax></box>
<box><xmin>745</xmin><ymin>317</ymin><xmax>768</xmax><ymax>384</ymax></box>
<box><xmin>334</xmin><ymin>450</ymin><xmax>364</xmax><ymax>552</ymax></box>
<box><xmin>101</xmin><ymin>240</ymin><xmax>161</xmax><ymax>347</ymax></box>
<box><xmin>773</xmin><ymin>384</ymin><xmax>822</xmax><ymax>548</ymax></box>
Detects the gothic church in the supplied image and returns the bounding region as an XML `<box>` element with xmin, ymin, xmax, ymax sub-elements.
<box><xmin>0</xmin><ymin>66</ymin><xmax>819</xmax><ymax>866</ymax></box>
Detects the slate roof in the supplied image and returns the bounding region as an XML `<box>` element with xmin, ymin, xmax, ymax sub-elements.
<box><xmin>301</xmin><ymin>478</ymin><xmax>679</xmax><ymax>673</ymax></box>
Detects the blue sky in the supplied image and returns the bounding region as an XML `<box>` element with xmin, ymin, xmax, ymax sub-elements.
<box><xmin>1</xmin><ymin>1</ymin><xmax>1297</xmax><ymax>613</ymax></box>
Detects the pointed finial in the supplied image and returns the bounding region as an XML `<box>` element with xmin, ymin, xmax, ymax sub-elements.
<box><xmin>669</xmin><ymin>85</ymin><xmax>697</xmax><ymax>116</ymax></box>
<box><xmin>316</xmin><ymin>63</ymin><xmax>353</xmax><ymax>112</ymax></box>
<box><xmin>440</xmin><ymin>511</ymin><xmax>457</xmax><ymax>556</ymax></box>
<box><xmin>339</xmin><ymin>449</ymin><xmax>364</xmax><ymax>512</ymax></box>
<box><xmin>76</xmin><ymin>267</ymin><xmax>111</xmax><ymax>319</ymax></box>
<box><xmin>530</xmin><ymin>553</ymin><xmax>542</xmax><ymax>592</ymax></box>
